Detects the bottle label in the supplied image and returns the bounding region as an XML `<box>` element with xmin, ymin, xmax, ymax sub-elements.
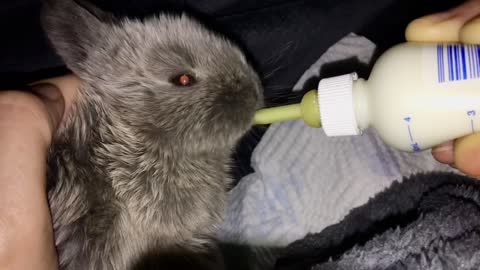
<box><xmin>435</xmin><ymin>44</ymin><xmax>480</xmax><ymax>83</ymax></box>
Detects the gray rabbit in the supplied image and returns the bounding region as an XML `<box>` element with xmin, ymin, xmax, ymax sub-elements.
<box><xmin>41</xmin><ymin>0</ymin><xmax>263</xmax><ymax>269</ymax></box>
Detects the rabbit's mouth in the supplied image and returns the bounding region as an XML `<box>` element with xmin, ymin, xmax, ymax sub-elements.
<box><xmin>219</xmin><ymin>87</ymin><xmax>260</xmax><ymax>116</ymax></box>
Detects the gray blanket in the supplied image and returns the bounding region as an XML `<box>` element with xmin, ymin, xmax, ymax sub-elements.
<box><xmin>275</xmin><ymin>172</ymin><xmax>480</xmax><ymax>270</ymax></box>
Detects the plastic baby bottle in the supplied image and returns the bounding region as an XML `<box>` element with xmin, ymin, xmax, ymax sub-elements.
<box><xmin>254</xmin><ymin>42</ymin><xmax>480</xmax><ymax>152</ymax></box>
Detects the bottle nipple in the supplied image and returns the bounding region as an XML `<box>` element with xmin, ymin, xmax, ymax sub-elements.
<box><xmin>254</xmin><ymin>90</ymin><xmax>321</xmax><ymax>127</ymax></box>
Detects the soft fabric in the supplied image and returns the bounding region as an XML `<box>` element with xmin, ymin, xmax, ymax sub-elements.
<box><xmin>217</xmin><ymin>33</ymin><xmax>456</xmax><ymax>270</ymax></box>
<box><xmin>219</xmin><ymin>33</ymin><xmax>454</xmax><ymax>248</ymax></box>
<box><xmin>274</xmin><ymin>172</ymin><xmax>480</xmax><ymax>270</ymax></box>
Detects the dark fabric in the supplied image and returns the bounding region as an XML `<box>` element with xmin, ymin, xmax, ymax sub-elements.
<box><xmin>274</xmin><ymin>172</ymin><xmax>480</xmax><ymax>270</ymax></box>
<box><xmin>0</xmin><ymin>0</ymin><xmax>465</xmax><ymax>89</ymax></box>
<box><xmin>0</xmin><ymin>0</ymin><xmax>465</xmax><ymax>184</ymax></box>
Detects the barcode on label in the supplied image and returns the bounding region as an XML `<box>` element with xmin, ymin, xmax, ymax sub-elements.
<box><xmin>437</xmin><ymin>44</ymin><xmax>480</xmax><ymax>83</ymax></box>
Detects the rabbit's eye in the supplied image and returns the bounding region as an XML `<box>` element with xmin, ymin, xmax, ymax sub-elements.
<box><xmin>171</xmin><ymin>73</ymin><xmax>195</xmax><ymax>87</ymax></box>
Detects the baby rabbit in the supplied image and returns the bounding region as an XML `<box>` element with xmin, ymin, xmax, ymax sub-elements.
<box><xmin>41</xmin><ymin>0</ymin><xmax>263</xmax><ymax>269</ymax></box>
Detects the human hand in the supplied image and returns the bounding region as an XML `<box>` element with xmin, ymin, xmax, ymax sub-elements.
<box><xmin>405</xmin><ymin>0</ymin><xmax>480</xmax><ymax>176</ymax></box>
<box><xmin>0</xmin><ymin>74</ymin><xmax>79</xmax><ymax>270</ymax></box>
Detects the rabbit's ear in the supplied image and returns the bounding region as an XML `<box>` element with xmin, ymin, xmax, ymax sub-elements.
<box><xmin>41</xmin><ymin>0</ymin><xmax>115</xmax><ymax>75</ymax></box>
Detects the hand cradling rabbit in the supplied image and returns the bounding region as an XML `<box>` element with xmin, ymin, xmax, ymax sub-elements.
<box><xmin>41</xmin><ymin>0</ymin><xmax>263</xmax><ymax>269</ymax></box>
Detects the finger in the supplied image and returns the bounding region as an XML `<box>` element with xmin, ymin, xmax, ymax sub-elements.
<box><xmin>460</xmin><ymin>16</ymin><xmax>480</xmax><ymax>44</ymax></box>
<box><xmin>0</xmin><ymin>91</ymin><xmax>57</xmax><ymax>148</ymax></box>
<box><xmin>0</xmin><ymin>105</ymin><xmax>59</xmax><ymax>269</ymax></box>
<box><xmin>405</xmin><ymin>0</ymin><xmax>480</xmax><ymax>42</ymax></box>
<box><xmin>454</xmin><ymin>133</ymin><xmax>480</xmax><ymax>177</ymax></box>
<box><xmin>432</xmin><ymin>140</ymin><xmax>455</xmax><ymax>164</ymax></box>
<box><xmin>405</xmin><ymin>14</ymin><xmax>463</xmax><ymax>42</ymax></box>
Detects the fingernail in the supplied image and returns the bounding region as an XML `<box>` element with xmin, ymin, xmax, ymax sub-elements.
<box><xmin>31</xmin><ymin>83</ymin><xmax>61</xmax><ymax>101</ymax></box>
<box><xmin>30</xmin><ymin>82</ymin><xmax>65</xmax><ymax>131</ymax></box>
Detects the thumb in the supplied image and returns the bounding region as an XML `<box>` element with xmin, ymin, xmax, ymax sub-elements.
<box><xmin>405</xmin><ymin>0</ymin><xmax>480</xmax><ymax>43</ymax></box>
<box><xmin>454</xmin><ymin>133</ymin><xmax>480</xmax><ymax>177</ymax></box>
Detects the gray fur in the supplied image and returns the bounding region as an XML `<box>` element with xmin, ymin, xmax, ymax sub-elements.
<box><xmin>41</xmin><ymin>0</ymin><xmax>263</xmax><ymax>269</ymax></box>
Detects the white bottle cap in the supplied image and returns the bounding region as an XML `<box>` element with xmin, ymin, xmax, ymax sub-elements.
<box><xmin>317</xmin><ymin>73</ymin><xmax>361</xmax><ymax>136</ymax></box>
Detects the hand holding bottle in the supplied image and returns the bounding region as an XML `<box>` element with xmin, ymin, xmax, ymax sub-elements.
<box><xmin>406</xmin><ymin>0</ymin><xmax>480</xmax><ymax>176</ymax></box>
